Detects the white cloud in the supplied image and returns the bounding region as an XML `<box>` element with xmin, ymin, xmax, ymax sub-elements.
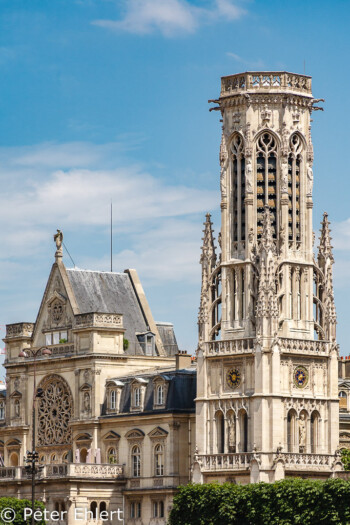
<box><xmin>0</xmin><ymin>141</ymin><xmax>218</xmax><ymax>262</ymax></box>
<box><xmin>92</xmin><ymin>0</ymin><xmax>246</xmax><ymax>37</ymax></box>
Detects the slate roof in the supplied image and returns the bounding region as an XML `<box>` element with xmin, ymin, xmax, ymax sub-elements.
<box><xmin>66</xmin><ymin>269</ymin><xmax>148</xmax><ymax>350</ymax></box>
<box><xmin>156</xmin><ymin>323</ymin><xmax>178</xmax><ymax>356</ymax></box>
<box><xmin>102</xmin><ymin>368</ymin><xmax>196</xmax><ymax>416</ymax></box>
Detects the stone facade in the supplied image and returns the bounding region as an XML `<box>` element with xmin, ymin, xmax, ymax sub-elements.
<box><xmin>0</xmin><ymin>71</ymin><xmax>346</xmax><ymax>523</ymax></box>
<box><xmin>193</xmin><ymin>71</ymin><xmax>342</xmax><ymax>484</ymax></box>
<box><xmin>0</xmin><ymin>241</ymin><xmax>195</xmax><ymax>525</ymax></box>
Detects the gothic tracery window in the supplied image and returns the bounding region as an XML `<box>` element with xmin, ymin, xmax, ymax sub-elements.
<box><xmin>231</xmin><ymin>134</ymin><xmax>246</xmax><ymax>244</ymax></box>
<box><xmin>37</xmin><ymin>375</ymin><xmax>73</xmax><ymax>446</ymax></box>
<box><xmin>256</xmin><ymin>133</ymin><xmax>277</xmax><ymax>238</ymax></box>
<box><xmin>288</xmin><ymin>134</ymin><xmax>303</xmax><ymax>242</ymax></box>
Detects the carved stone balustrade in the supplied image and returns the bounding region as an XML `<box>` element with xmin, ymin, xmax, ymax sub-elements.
<box><xmin>74</xmin><ymin>312</ymin><xmax>123</xmax><ymax>330</ymax></box>
<box><xmin>279</xmin><ymin>338</ymin><xmax>329</xmax><ymax>356</ymax></box>
<box><xmin>5</xmin><ymin>323</ymin><xmax>34</xmax><ymax>340</ymax></box>
<box><xmin>220</xmin><ymin>72</ymin><xmax>312</xmax><ymax>97</ymax></box>
<box><xmin>196</xmin><ymin>453</ymin><xmax>252</xmax><ymax>472</ymax></box>
<box><xmin>277</xmin><ymin>452</ymin><xmax>335</xmax><ymax>472</ymax></box>
<box><xmin>0</xmin><ymin>463</ymin><xmax>124</xmax><ymax>480</ymax></box>
<box><xmin>204</xmin><ymin>338</ymin><xmax>255</xmax><ymax>357</ymax></box>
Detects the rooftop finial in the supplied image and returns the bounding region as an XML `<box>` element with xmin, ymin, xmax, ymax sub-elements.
<box><xmin>54</xmin><ymin>229</ymin><xmax>63</xmax><ymax>261</ymax></box>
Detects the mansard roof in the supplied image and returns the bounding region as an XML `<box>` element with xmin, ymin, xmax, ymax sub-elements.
<box><xmin>66</xmin><ymin>268</ymin><xmax>148</xmax><ymax>349</ymax></box>
<box><xmin>102</xmin><ymin>367</ymin><xmax>196</xmax><ymax>417</ymax></box>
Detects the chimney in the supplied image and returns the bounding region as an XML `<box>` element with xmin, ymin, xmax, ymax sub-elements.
<box><xmin>176</xmin><ymin>350</ymin><xmax>192</xmax><ymax>370</ymax></box>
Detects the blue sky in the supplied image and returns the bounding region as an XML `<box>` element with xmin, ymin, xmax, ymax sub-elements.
<box><xmin>0</xmin><ymin>0</ymin><xmax>350</xmax><ymax>369</ymax></box>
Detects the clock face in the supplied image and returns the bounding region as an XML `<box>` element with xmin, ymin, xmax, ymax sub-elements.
<box><xmin>226</xmin><ymin>368</ymin><xmax>241</xmax><ymax>389</ymax></box>
<box><xmin>294</xmin><ymin>366</ymin><xmax>308</xmax><ymax>388</ymax></box>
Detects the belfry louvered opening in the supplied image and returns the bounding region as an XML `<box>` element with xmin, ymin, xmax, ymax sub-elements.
<box><xmin>288</xmin><ymin>133</ymin><xmax>303</xmax><ymax>242</ymax></box>
<box><xmin>256</xmin><ymin>133</ymin><xmax>277</xmax><ymax>239</ymax></box>
<box><xmin>231</xmin><ymin>134</ymin><xmax>245</xmax><ymax>242</ymax></box>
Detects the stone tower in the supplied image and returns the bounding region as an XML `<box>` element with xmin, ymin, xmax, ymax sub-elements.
<box><xmin>193</xmin><ymin>72</ymin><xmax>342</xmax><ymax>483</ymax></box>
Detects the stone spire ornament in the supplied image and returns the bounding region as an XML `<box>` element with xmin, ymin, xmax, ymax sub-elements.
<box><xmin>318</xmin><ymin>213</ymin><xmax>337</xmax><ymax>340</ymax></box>
<box><xmin>198</xmin><ymin>214</ymin><xmax>217</xmax><ymax>344</ymax></box>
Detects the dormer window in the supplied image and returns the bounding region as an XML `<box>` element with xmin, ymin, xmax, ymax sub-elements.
<box><xmin>110</xmin><ymin>390</ymin><xmax>117</xmax><ymax>410</ymax></box>
<box><xmin>105</xmin><ymin>380</ymin><xmax>124</xmax><ymax>414</ymax></box>
<box><xmin>130</xmin><ymin>378</ymin><xmax>148</xmax><ymax>412</ymax></box>
<box><xmin>134</xmin><ymin>387</ymin><xmax>141</xmax><ymax>407</ymax></box>
<box><xmin>153</xmin><ymin>376</ymin><xmax>168</xmax><ymax>409</ymax></box>
<box><xmin>136</xmin><ymin>331</ymin><xmax>156</xmax><ymax>356</ymax></box>
<box><xmin>156</xmin><ymin>385</ymin><xmax>164</xmax><ymax>406</ymax></box>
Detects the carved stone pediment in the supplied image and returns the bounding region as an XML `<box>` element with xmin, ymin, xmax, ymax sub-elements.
<box><xmin>9</xmin><ymin>390</ymin><xmax>22</xmax><ymax>399</ymax></box>
<box><xmin>103</xmin><ymin>431</ymin><xmax>120</xmax><ymax>441</ymax></box>
<box><xmin>125</xmin><ymin>429</ymin><xmax>145</xmax><ymax>440</ymax></box>
<box><xmin>148</xmin><ymin>426</ymin><xmax>168</xmax><ymax>439</ymax></box>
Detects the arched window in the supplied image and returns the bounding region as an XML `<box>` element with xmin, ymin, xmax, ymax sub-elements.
<box><xmin>239</xmin><ymin>409</ymin><xmax>248</xmax><ymax>452</ymax></box>
<box><xmin>131</xmin><ymin>445</ymin><xmax>141</xmax><ymax>477</ymax></box>
<box><xmin>62</xmin><ymin>452</ymin><xmax>69</xmax><ymax>463</ymax></box>
<box><xmin>110</xmin><ymin>390</ymin><xmax>117</xmax><ymax>410</ymax></box>
<box><xmin>288</xmin><ymin>134</ymin><xmax>303</xmax><ymax>242</ymax></box>
<box><xmin>287</xmin><ymin>409</ymin><xmax>297</xmax><ymax>452</ymax></box>
<box><xmin>256</xmin><ymin>132</ymin><xmax>277</xmax><ymax>238</ymax></box>
<box><xmin>311</xmin><ymin>411</ymin><xmax>320</xmax><ymax>453</ymax></box>
<box><xmin>215</xmin><ymin>411</ymin><xmax>225</xmax><ymax>453</ymax></box>
<box><xmin>99</xmin><ymin>502</ymin><xmax>106</xmax><ymax>514</ymax></box>
<box><xmin>0</xmin><ymin>401</ymin><xmax>5</xmax><ymax>420</ymax></box>
<box><xmin>154</xmin><ymin>444</ymin><xmax>164</xmax><ymax>476</ymax></box>
<box><xmin>156</xmin><ymin>385</ymin><xmax>164</xmax><ymax>406</ymax></box>
<box><xmin>90</xmin><ymin>501</ymin><xmax>97</xmax><ymax>520</ymax></box>
<box><xmin>107</xmin><ymin>447</ymin><xmax>117</xmax><ymax>464</ymax></box>
<box><xmin>39</xmin><ymin>455</ymin><xmax>45</xmax><ymax>464</ymax></box>
<box><xmin>231</xmin><ymin>134</ymin><xmax>245</xmax><ymax>243</ymax></box>
<box><xmin>339</xmin><ymin>391</ymin><xmax>347</xmax><ymax>410</ymax></box>
<box><xmin>51</xmin><ymin>453</ymin><xmax>57</xmax><ymax>464</ymax></box>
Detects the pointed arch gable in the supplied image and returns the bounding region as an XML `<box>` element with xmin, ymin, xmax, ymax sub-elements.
<box><xmin>31</xmin><ymin>262</ymin><xmax>80</xmax><ymax>345</ymax></box>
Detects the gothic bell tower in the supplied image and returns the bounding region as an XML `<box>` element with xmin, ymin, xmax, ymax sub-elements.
<box><xmin>194</xmin><ymin>72</ymin><xmax>342</xmax><ymax>484</ymax></box>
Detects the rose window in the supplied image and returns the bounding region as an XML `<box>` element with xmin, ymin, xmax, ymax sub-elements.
<box><xmin>37</xmin><ymin>375</ymin><xmax>73</xmax><ymax>446</ymax></box>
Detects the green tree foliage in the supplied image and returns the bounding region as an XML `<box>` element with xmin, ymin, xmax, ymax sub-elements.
<box><xmin>168</xmin><ymin>479</ymin><xmax>350</xmax><ymax>525</ymax></box>
<box><xmin>341</xmin><ymin>448</ymin><xmax>350</xmax><ymax>471</ymax></box>
<box><xmin>0</xmin><ymin>498</ymin><xmax>46</xmax><ymax>525</ymax></box>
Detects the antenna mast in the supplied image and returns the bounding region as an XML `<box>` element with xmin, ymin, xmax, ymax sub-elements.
<box><xmin>110</xmin><ymin>202</ymin><xmax>113</xmax><ymax>272</ymax></box>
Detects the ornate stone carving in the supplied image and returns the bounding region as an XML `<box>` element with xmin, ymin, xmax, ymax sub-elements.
<box><xmin>37</xmin><ymin>375</ymin><xmax>73</xmax><ymax>446</ymax></box>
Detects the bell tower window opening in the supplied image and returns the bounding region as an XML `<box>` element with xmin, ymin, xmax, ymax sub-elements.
<box><xmin>288</xmin><ymin>134</ymin><xmax>303</xmax><ymax>242</ymax></box>
<box><xmin>256</xmin><ymin>133</ymin><xmax>277</xmax><ymax>239</ymax></box>
<box><xmin>231</xmin><ymin>134</ymin><xmax>245</xmax><ymax>243</ymax></box>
